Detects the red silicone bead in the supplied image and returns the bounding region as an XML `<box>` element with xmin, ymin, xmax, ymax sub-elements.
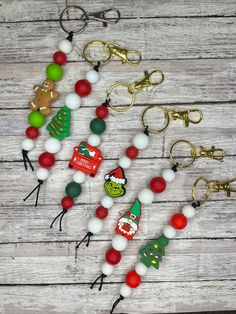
<box><xmin>96</xmin><ymin>105</ymin><xmax>109</xmax><ymax>119</ymax></box>
<box><xmin>150</xmin><ymin>176</ymin><xmax>166</xmax><ymax>193</ymax></box>
<box><xmin>171</xmin><ymin>213</ymin><xmax>187</xmax><ymax>230</ymax></box>
<box><xmin>96</xmin><ymin>206</ymin><xmax>108</xmax><ymax>219</ymax></box>
<box><xmin>38</xmin><ymin>152</ymin><xmax>56</xmax><ymax>169</ymax></box>
<box><xmin>105</xmin><ymin>248</ymin><xmax>121</xmax><ymax>265</ymax></box>
<box><xmin>61</xmin><ymin>196</ymin><xmax>74</xmax><ymax>209</ymax></box>
<box><xmin>53</xmin><ymin>51</ymin><xmax>67</xmax><ymax>66</ymax></box>
<box><xmin>125</xmin><ymin>270</ymin><xmax>141</xmax><ymax>288</ymax></box>
<box><xmin>74</xmin><ymin>79</ymin><xmax>92</xmax><ymax>97</ymax></box>
<box><xmin>26</xmin><ymin>126</ymin><xmax>39</xmax><ymax>139</ymax></box>
<box><xmin>126</xmin><ymin>146</ymin><xmax>139</xmax><ymax>159</ymax></box>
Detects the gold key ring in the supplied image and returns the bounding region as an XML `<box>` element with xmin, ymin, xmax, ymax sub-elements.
<box><xmin>83</xmin><ymin>40</ymin><xmax>112</xmax><ymax>65</ymax></box>
<box><xmin>106</xmin><ymin>82</ymin><xmax>136</xmax><ymax>112</ymax></box>
<box><xmin>169</xmin><ymin>140</ymin><xmax>196</xmax><ymax>168</ymax></box>
<box><xmin>192</xmin><ymin>177</ymin><xmax>211</xmax><ymax>205</ymax></box>
<box><xmin>141</xmin><ymin>106</ymin><xmax>170</xmax><ymax>133</ymax></box>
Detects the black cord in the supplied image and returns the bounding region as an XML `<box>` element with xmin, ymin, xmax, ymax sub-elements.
<box><xmin>75</xmin><ymin>232</ymin><xmax>93</xmax><ymax>249</ymax></box>
<box><xmin>90</xmin><ymin>273</ymin><xmax>107</xmax><ymax>291</ymax></box>
<box><xmin>93</xmin><ymin>61</ymin><xmax>101</xmax><ymax>72</ymax></box>
<box><xmin>192</xmin><ymin>200</ymin><xmax>201</xmax><ymax>208</ymax></box>
<box><xmin>50</xmin><ymin>209</ymin><xmax>67</xmax><ymax>231</ymax></box>
<box><xmin>22</xmin><ymin>149</ymin><xmax>34</xmax><ymax>171</ymax></box>
<box><xmin>66</xmin><ymin>31</ymin><xmax>73</xmax><ymax>42</ymax></box>
<box><xmin>23</xmin><ymin>179</ymin><xmax>43</xmax><ymax>207</ymax></box>
<box><xmin>171</xmin><ymin>162</ymin><xmax>179</xmax><ymax>172</ymax></box>
<box><xmin>110</xmin><ymin>295</ymin><xmax>124</xmax><ymax>314</ymax></box>
<box><xmin>144</xmin><ymin>125</ymin><xmax>149</xmax><ymax>136</ymax></box>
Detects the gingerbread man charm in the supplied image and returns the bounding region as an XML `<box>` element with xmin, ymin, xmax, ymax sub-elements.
<box><xmin>29</xmin><ymin>79</ymin><xmax>60</xmax><ymax>115</ymax></box>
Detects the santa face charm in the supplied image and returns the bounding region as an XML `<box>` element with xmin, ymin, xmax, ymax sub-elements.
<box><xmin>104</xmin><ymin>166</ymin><xmax>127</xmax><ymax>197</ymax></box>
<box><xmin>115</xmin><ymin>198</ymin><xmax>141</xmax><ymax>240</ymax></box>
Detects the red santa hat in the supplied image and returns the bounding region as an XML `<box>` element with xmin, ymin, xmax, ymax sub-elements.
<box><xmin>105</xmin><ymin>166</ymin><xmax>127</xmax><ymax>185</ymax></box>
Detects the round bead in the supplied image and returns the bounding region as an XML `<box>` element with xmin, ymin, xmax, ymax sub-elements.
<box><xmin>74</xmin><ymin>79</ymin><xmax>91</xmax><ymax>97</ymax></box>
<box><xmin>112</xmin><ymin>234</ymin><xmax>128</xmax><ymax>251</ymax></box>
<box><xmin>126</xmin><ymin>146</ymin><xmax>139</xmax><ymax>159</ymax></box>
<box><xmin>88</xmin><ymin>217</ymin><xmax>103</xmax><ymax>234</ymax></box>
<box><xmin>85</xmin><ymin>69</ymin><xmax>99</xmax><ymax>84</ymax></box>
<box><xmin>101</xmin><ymin>262</ymin><xmax>114</xmax><ymax>276</ymax></box>
<box><xmin>65</xmin><ymin>182</ymin><xmax>82</xmax><ymax>198</ymax></box>
<box><xmin>105</xmin><ymin>248</ymin><xmax>122</xmax><ymax>265</ymax></box>
<box><xmin>171</xmin><ymin>213</ymin><xmax>187</xmax><ymax>230</ymax></box>
<box><xmin>65</xmin><ymin>93</ymin><xmax>81</xmax><ymax>111</ymax></box>
<box><xmin>44</xmin><ymin>138</ymin><xmax>61</xmax><ymax>154</ymax></box>
<box><xmin>163</xmin><ymin>225</ymin><xmax>176</xmax><ymax>239</ymax></box>
<box><xmin>162</xmin><ymin>168</ymin><xmax>176</xmax><ymax>183</ymax></box>
<box><xmin>182</xmin><ymin>205</ymin><xmax>196</xmax><ymax>219</ymax></box>
<box><xmin>135</xmin><ymin>262</ymin><xmax>148</xmax><ymax>276</ymax></box>
<box><xmin>28</xmin><ymin>111</ymin><xmax>45</xmax><ymax>128</ymax></box>
<box><xmin>46</xmin><ymin>63</ymin><xmax>63</xmax><ymax>81</ymax></box>
<box><xmin>21</xmin><ymin>138</ymin><xmax>34</xmax><ymax>151</ymax></box>
<box><xmin>73</xmin><ymin>171</ymin><xmax>86</xmax><ymax>184</ymax></box>
<box><xmin>58</xmin><ymin>39</ymin><xmax>72</xmax><ymax>54</ymax></box>
<box><xmin>101</xmin><ymin>196</ymin><xmax>114</xmax><ymax>209</ymax></box>
<box><xmin>138</xmin><ymin>188</ymin><xmax>155</xmax><ymax>205</ymax></box>
<box><xmin>38</xmin><ymin>152</ymin><xmax>55</xmax><ymax>169</ymax></box>
<box><xmin>53</xmin><ymin>51</ymin><xmax>67</xmax><ymax>66</ymax></box>
<box><xmin>150</xmin><ymin>177</ymin><xmax>166</xmax><ymax>193</ymax></box>
<box><xmin>90</xmin><ymin>118</ymin><xmax>106</xmax><ymax>135</ymax></box>
<box><xmin>118</xmin><ymin>155</ymin><xmax>132</xmax><ymax>169</ymax></box>
<box><xmin>120</xmin><ymin>283</ymin><xmax>132</xmax><ymax>297</ymax></box>
<box><xmin>125</xmin><ymin>270</ymin><xmax>141</xmax><ymax>288</ymax></box>
<box><xmin>26</xmin><ymin>126</ymin><xmax>39</xmax><ymax>139</ymax></box>
<box><xmin>35</xmin><ymin>168</ymin><xmax>49</xmax><ymax>181</ymax></box>
<box><xmin>95</xmin><ymin>105</ymin><xmax>109</xmax><ymax>119</ymax></box>
<box><xmin>87</xmin><ymin>134</ymin><xmax>101</xmax><ymax>147</ymax></box>
<box><xmin>96</xmin><ymin>206</ymin><xmax>108</xmax><ymax>220</ymax></box>
<box><xmin>132</xmin><ymin>133</ymin><xmax>149</xmax><ymax>150</ymax></box>
<box><xmin>61</xmin><ymin>196</ymin><xmax>74</xmax><ymax>209</ymax></box>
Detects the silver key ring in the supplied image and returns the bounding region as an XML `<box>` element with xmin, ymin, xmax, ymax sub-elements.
<box><xmin>59</xmin><ymin>5</ymin><xmax>89</xmax><ymax>34</ymax></box>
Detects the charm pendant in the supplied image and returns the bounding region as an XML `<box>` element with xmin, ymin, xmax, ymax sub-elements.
<box><xmin>46</xmin><ymin>106</ymin><xmax>71</xmax><ymax>139</ymax></box>
<box><xmin>104</xmin><ymin>166</ymin><xmax>127</xmax><ymax>197</ymax></box>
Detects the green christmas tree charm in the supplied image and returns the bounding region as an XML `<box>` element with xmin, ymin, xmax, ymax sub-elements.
<box><xmin>139</xmin><ymin>234</ymin><xmax>169</xmax><ymax>269</ymax></box>
<box><xmin>46</xmin><ymin>106</ymin><xmax>71</xmax><ymax>140</ymax></box>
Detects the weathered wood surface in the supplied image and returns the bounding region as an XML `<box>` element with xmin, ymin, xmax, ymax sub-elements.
<box><xmin>0</xmin><ymin>0</ymin><xmax>236</xmax><ymax>313</ymax></box>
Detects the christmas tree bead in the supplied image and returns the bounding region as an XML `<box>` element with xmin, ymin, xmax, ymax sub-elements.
<box><xmin>90</xmin><ymin>118</ymin><xmax>106</xmax><ymax>135</ymax></box>
<box><xmin>65</xmin><ymin>182</ymin><xmax>82</xmax><ymax>198</ymax></box>
<box><xmin>138</xmin><ymin>188</ymin><xmax>154</xmax><ymax>205</ymax></box>
<box><xmin>135</xmin><ymin>262</ymin><xmax>148</xmax><ymax>276</ymax></box>
<box><xmin>96</xmin><ymin>206</ymin><xmax>108</xmax><ymax>219</ymax></box>
<box><xmin>126</xmin><ymin>270</ymin><xmax>141</xmax><ymax>288</ymax></box>
<box><xmin>162</xmin><ymin>168</ymin><xmax>176</xmax><ymax>183</ymax></box>
<box><xmin>132</xmin><ymin>133</ymin><xmax>149</xmax><ymax>150</ymax></box>
<box><xmin>126</xmin><ymin>146</ymin><xmax>139</xmax><ymax>159</ymax></box>
<box><xmin>73</xmin><ymin>171</ymin><xmax>86</xmax><ymax>184</ymax></box>
<box><xmin>88</xmin><ymin>217</ymin><xmax>103</xmax><ymax>234</ymax></box>
<box><xmin>36</xmin><ymin>168</ymin><xmax>49</xmax><ymax>181</ymax></box>
<box><xmin>118</xmin><ymin>155</ymin><xmax>132</xmax><ymax>169</ymax></box>
<box><xmin>171</xmin><ymin>213</ymin><xmax>187</xmax><ymax>229</ymax></box>
<box><xmin>112</xmin><ymin>234</ymin><xmax>128</xmax><ymax>251</ymax></box>
<box><xmin>21</xmin><ymin>138</ymin><xmax>34</xmax><ymax>151</ymax></box>
<box><xmin>46</xmin><ymin>106</ymin><xmax>71</xmax><ymax>140</ymax></box>
<box><xmin>26</xmin><ymin>126</ymin><xmax>39</xmax><ymax>139</ymax></box>
<box><xmin>182</xmin><ymin>204</ymin><xmax>195</xmax><ymax>219</ymax></box>
<box><xmin>53</xmin><ymin>51</ymin><xmax>67</xmax><ymax>66</ymax></box>
<box><xmin>105</xmin><ymin>248</ymin><xmax>122</xmax><ymax>265</ymax></box>
<box><xmin>44</xmin><ymin>138</ymin><xmax>61</xmax><ymax>154</ymax></box>
<box><xmin>101</xmin><ymin>196</ymin><xmax>114</xmax><ymax>208</ymax></box>
<box><xmin>101</xmin><ymin>262</ymin><xmax>114</xmax><ymax>276</ymax></box>
<box><xmin>38</xmin><ymin>152</ymin><xmax>56</xmax><ymax>169</ymax></box>
<box><xmin>65</xmin><ymin>93</ymin><xmax>81</xmax><ymax>110</ymax></box>
<box><xmin>74</xmin><ymin>79</ymin><xmax>91</xmax><ymax>97</ymax></box>
<box><xmin>163</xmin><ymin>225</ymin><xmax>176</xmax><ymax>239</ymax></box>
<box><xmin>158</xmin><ymin>234</ymin><xmax>169</xmax><ymax>247</ymax></box>
<box><xmin>86</xmin><ymin>69</ymin><xmax>99</xmax><ymax>84</ymax></box>
<box><xmin>87</xmin><ymin>134</ymin><xmax>101</xmax><ymax>147</ymax></box>
<box><xmin>46</xmin><ymin>63</ymin><xmax>63</xmax><ymax>81</ymax></box>
<box><xmin>120</xmin><ymin>283</ymin><xmax>132</xmax><ymax>297</ymax></box>
<box><xmin>28</xmin><ymin>111</ymin><xmax>45</xmax><ymax>128</ymax></box>
<box><xmin>61</xmin><ymin>196</ymin><xmax>74</xmax><ymax>209</ymax></box>
<box><xmin>96</xmin><ymin>105</ymin><xmax>109</xmax><ymax>119</ymax></box>
<box><xmin>150</xmin><ymin>177</ymin><xmax>166</xmax><ymax>193</ymax></box>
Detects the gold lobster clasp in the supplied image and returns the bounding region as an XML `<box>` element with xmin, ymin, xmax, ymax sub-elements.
<box><xmin>210</xmin><ymin>179</ymin><xmax>236</xmax><ymax>197</ymax></box>
<box><xmin>194</xmin><ymin>145</ymin><xmax>225</xmax><ymax>161</ymax></box>
<box><xmin>132</xmin><ymin>70</ymin><xmax>164</xmax><ymax>93</ymax></box>
<box><xmin>169</xmin><ymin>109</ymin><xmax>203</xmax><ymax>127</ymax></box>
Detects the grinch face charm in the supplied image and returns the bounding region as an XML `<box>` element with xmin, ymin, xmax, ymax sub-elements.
<box><xmin>104</xmin><ymin>166</ymin><xmax>127</xmax><ymax>197</ymax></box>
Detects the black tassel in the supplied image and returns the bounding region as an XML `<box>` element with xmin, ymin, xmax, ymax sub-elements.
<box><xmin>50</xmin><ymin>209</ymin><xmax>67</xmax><ymax>231</ymax></box>
<box><xmin>23</xmin><ymin>179</ymin><xmax>43</xmax><ymax>207</ymax></box>
<box><xmin>90</xmin><ymin>273</ymin><xmax>107</xmax><ymax>291</ymax></box>
<box><xmin>22</xmin><ymin>149</ymin><xmax>34</xmax><ymax>171</ymax></box>
<box><xmin>110</xmin><ymin>295</ymin><xmax>124</xmax><ymax>314</ymax></box>
<box><xmin>76</xmin><ymin>232</ymin><xmax>93</xmax><ymax>249</ymax></box>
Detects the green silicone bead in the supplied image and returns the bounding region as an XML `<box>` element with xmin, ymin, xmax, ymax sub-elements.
<box><xmin>158</xmin><ymin>234</ymin><xmax>169</xmax><ymax>247</ymax></box>
<box><xmin>28</xmin><ymin>111</ymin><xmax>46</xmax><ymax>128</ymax></box>
<box><xmin>65</xmin><ymin>182</ymin><xmax>82</xmax><ymax>198</ymax></box>
<box><xmin>46</xmin><ymin>63</ymin><xmax>63</xmax><ymax>81</ymax></box>
<box><xmin>90</xmin><ymin>118</ymin><xmax>106</xmax><ymax>135</ymax></box>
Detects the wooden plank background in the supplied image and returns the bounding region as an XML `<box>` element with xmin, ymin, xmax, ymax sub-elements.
<box><xmin>0</xmin><ymin>0</ymin><xmax>236</xmax><ymax>313</ymax></box>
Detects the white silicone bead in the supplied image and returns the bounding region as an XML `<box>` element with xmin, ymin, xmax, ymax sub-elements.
<box><xmin>135</xmin><ymin>262</ymin><xmax>148</xmax><ymax>276</ymax></box>
<box><xmin>101</xmin><ymin>196</ymin><xmax>114</xmax><ymax>209</ymax></box>
<box><xmin>87</xmin><ymin>217</ymin><xmax>103</xmax><ymax>234</ymax></box>
<box><xmin>163</xmin><ymin>225</ymin><xmax>176</xmax><ymax>239</ymax></box>
<box><xmin>120</xmin><ymin>283</ymin><xmax>132</xmax><ymax>297</ymax></box>
<box><xmin>36</xmin><ymin>168</ymin><xmax>49</xmax><ymax>181</ymax></box>
<box><xmin>73</xmin><ymin>171</ymin><xmax>86</xmax><ymax>184</ymax></box>
<box><xmin>162</xmin><ymin>168</ymin><xmax>176</xmax><ymax>183</ymax></box>
<box><xmin>118</xmin><ymin>155</ymin><xmax>132</xmax><ymax>169</ymax></box>
<box><xmin>87</xmin><ymin>134</ymin><xmax>101</xmax><ymax>147</ymax></box>
<box><xmin>44</xmin><ymin>138</ymin><xmax>61</xmax><ymax>154</ymax></box>
<box><xmin>132</xmin><ymin>133</ymin><xmax>149</xmax><ymax>150</ymax></box>
<box><xmin>21</xmin><ymin>138</ymin><xmax>34</xmax><ymax>151</ymax></box>
<box><xmin>86</xmin><ymin>69</ymin><xmax>99</xmax><ymax>84</ymax></box>
<box><xmin>182</xmin><ymin>204</ymin><xmax>196</xmax><ymax>219</ymax></box>
<box><xmin>112</xmin><ymin>234</ymin><xmax>128</xmax><ymax>251</ymax></box>
<box><xmin>101</xmin><ymin>262</ymin><xmax>114</xmax><ymax>276</ymax></box>
<box><xmin>138</xmin><ymin>188</ymin><xmax>155</xmax><ymax>205</ymax></box>
<box><xmin>65</xmin><ymin>93</ymin><xmax>81</xmax><ymax>110</ymax></box>
<box><xmin>58</xmin><ymin>39</ymin><xmax>72</xmax><ymax>54</ymax></box>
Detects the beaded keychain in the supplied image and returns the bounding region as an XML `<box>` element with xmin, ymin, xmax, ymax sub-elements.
<box><xmin>90</xmin><ymin>139</ymin><xmax>225</xmax><ymax>291</ymax></box>
<box><xmin>76</xmin><ymin>107</ymin><xmax>203</xmax><ymax>249</ymax></box>
<box><xmin>109</xmin><ymin>174</ymin><xmax>235</xmax><ymax>313</ymax></box>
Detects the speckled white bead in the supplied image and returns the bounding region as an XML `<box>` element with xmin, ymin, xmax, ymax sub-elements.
<box><xmin>138</xmin><ymin>188</ymin><xmax>155</xmax><ymax>205</ymax></box>
<box><xmin>118</xmin><ymin>155</ymin><xmax>132</xmax><ymax>169</ymax></box>
<box><xmin>162</xmin><ymin>168</ymin><xmax>176</xmax><ymax>182</ymax></box>
<box><xmin>112</xmin><ymin>234</ymin><xmax>128</xmax><ymax>251</ymax></box>
<box><xmin>73</xmin><ymin>171</ymin><xmax>86</xmax><ymax>184</ymax></box>
<box><xmin>86</xmin><ymin>69</ymin><xmax>99</xmax><ymax>84</ymax></box>
<box><xmin>65</xmin><ymin>93</ymin><xmax>81</xmax><ymax>110</ymax></box>
<box><xmin>101</xmin><ymin>196</ymin><xmax>114</xmax><ymax>209</ymax></box>
<box><xmin>87</xmin><ymin>217</ymin><xmax>103</xmax><ymax>234</ymax></box>
<box><xmin>44</xmin><ymin>138</ymin><xmax>61</xmax><ymax>154</ymax></box>
<box><xmin>182</xmin><ymin>204</ymin><xmax>195</xmax><ymax>219</ymax></box>
<box><xmin>120</xmin><ymin>283</ymin><xmax>132</xmax><ymax>297</ymax></box>
<box><xmin>21</xmin><ymin>138</ymin><xmax>35</xmax><ymax>151</ymax></box>
<box><xmin>163</xmin><ymin>225</ymin><xmax>176</xmax><ymax>239</ymax></box>
<box><xmin>132</xmin><ymin>133</ymin><xmax>149</xmax><ymax>150</ymax></box>
<box><xmin>135</xmin><ymin>262</ymin><xmax>148</xmax><ymax>276</ymax></box>
<box><xmin>87</xmin><ymin>134</ymin><xmax>101</xmax><ymax>147</ymax></box>
<box><xmin>35</xmin><ymin>168</ymin><xmax>49</xmax><ymax>181</ymax></box>
<box><xmin>58</xmin><ymin>39</ymin><xmax>72</xmax><ymax>54</ymax></box>
<box><xmin>101</xmin><ymin>262</ymin><xmax>114</xmax><ymax>276</ymax></box>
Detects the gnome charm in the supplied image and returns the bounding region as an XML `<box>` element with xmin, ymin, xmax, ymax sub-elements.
<box><xmin>104</xmin><ymin>166</ymin><xmax>127</xmax><ymax>197</ymax></box>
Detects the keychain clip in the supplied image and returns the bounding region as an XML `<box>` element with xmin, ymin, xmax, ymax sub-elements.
<box><xmin>133</xmin><ymin>70</ymin><xmax>164</xmax><ymax>93</ymax></box>
<box><xmin>84</xmin><ymin>8</ymin><xmax>120</xmax><ymax>27</ymax></box>
<box><xmin>210</xmin><ymin>179</ymin><xmax>236</xmax><ymax>197</ymax></box>
<box><xmin>169</xmin><ymin>109</ymin><xmax>203</xmax><ymax>127</ymax></box>
<box><xmin>194</xmin><ymin>146</ymin><xmax>225</xmax><ymax>161</ymax></box>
